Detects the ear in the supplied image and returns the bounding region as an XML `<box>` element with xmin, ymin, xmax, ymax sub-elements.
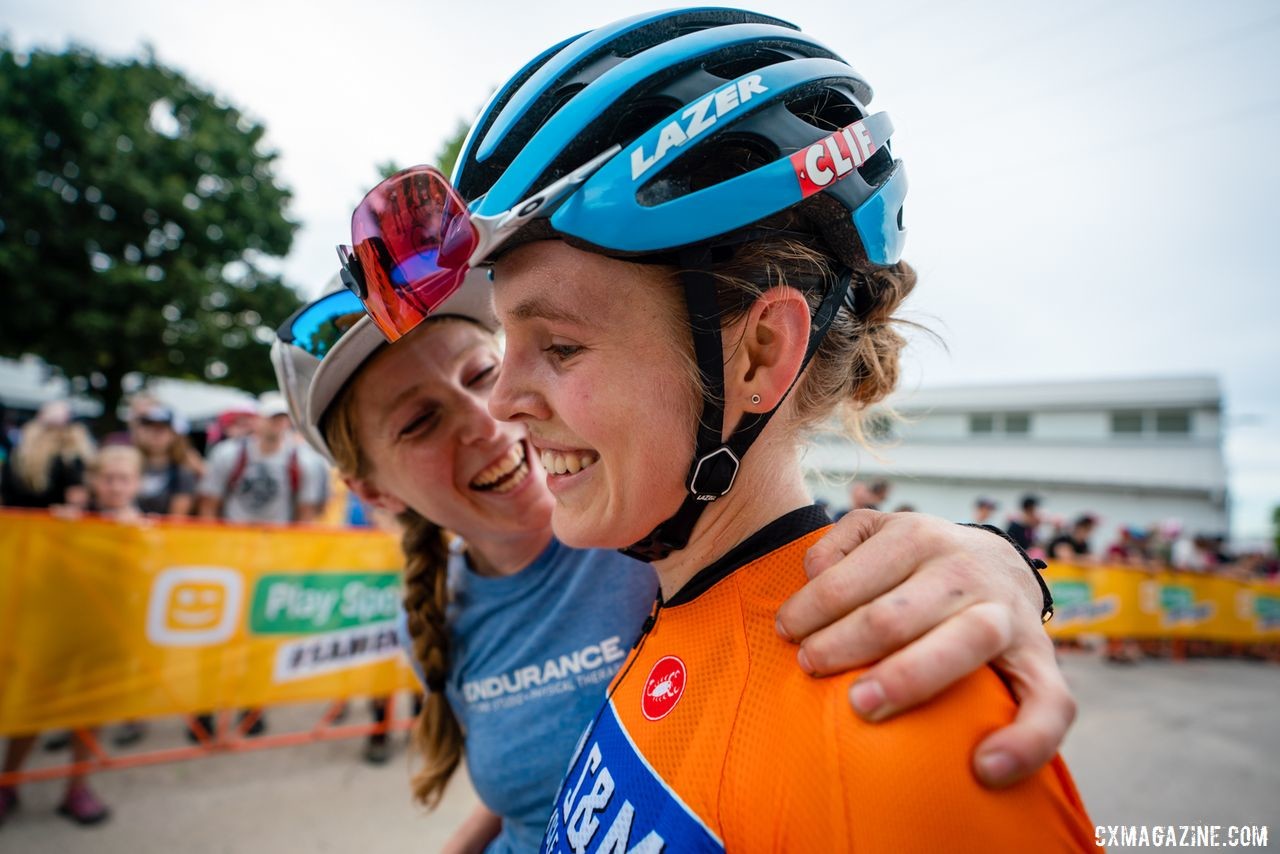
<box><xmin>345</xmin><ymin>474</ymin><xmax>407</xmax><ymax>516</ymax></box>
<box><xmin>724</xmin><ymin>286</ymin><xmax>812</xmax><ymax>420</ymax></box>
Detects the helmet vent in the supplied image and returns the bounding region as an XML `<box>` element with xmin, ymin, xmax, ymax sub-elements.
<box><xmin>637</xmin><ymin>134</ymin><xmax>779</xmax><ymax>207</ymax></box>
<box><xmin>702</xmin><ymin>49</ymin><xmax>793</xmax><ymax>82</ymax></box>
<box><xmin>785</xmin><ymin>88</ymin><xmax>863</xmax><ymax>134</ymax></box>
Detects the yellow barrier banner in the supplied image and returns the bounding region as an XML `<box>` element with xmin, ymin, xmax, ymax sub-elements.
<box><xmin>4</xmin><ymin>514</ymin><xmax>1277</xmax><ymax>735</ymax></box>
<box><xmin>0</xmin><ymin>510</ymin><xmax>417</xmax><ymax>735</ymax></box>
<box><xmin>1044</xmin><ymin>563</ymin><xmax>1280</xmax><ymax>642</ymax></box>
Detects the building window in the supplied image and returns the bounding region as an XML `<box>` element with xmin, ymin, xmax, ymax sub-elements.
<box><xmin>969</xmin><ymin>412</ymin><xmax>1033</xmax><ymax>436</ymax></box>
<box><xmin>1155</xmin><ymin>409</ymin><xmax>1191</xmax><ymax>434</ymax></box>
<box><xmin>1111</xmin><ymin>411</ymin><xmax>1145</xmax><ymax>434</ymax></box>
<box><xmin>969</xmin><ymin>413</ymin><xmax>995</xmax><ymax>434</ymax></box>
<box><xmin>1004</xmin><ymin>412</ymin><xmax>1031</xmax><ymax>434</ymax></box>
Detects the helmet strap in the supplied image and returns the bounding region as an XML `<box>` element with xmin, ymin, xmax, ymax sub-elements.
<box><xmin>621</xmin><ymin>251</ymin><xmax>850</xmax><ymax>562</ymax></box>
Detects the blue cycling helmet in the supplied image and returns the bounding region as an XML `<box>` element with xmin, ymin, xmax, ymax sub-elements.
<box><xmin>454</xmin><ymin>8</ymin><xmax>908</xmax><ymax>559</ymax></box>
<box><xmin>455</xmin><ymin>7</ymin><xmax>905</xmax><ymax>268</ymax></box>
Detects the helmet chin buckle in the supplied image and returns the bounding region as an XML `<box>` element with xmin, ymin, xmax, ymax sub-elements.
<box><xmin>688</xmin><ymin>446</ymin><xmax>741</xmax><ymax>501</ymax></box>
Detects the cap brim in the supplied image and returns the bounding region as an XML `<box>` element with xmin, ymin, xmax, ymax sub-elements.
<box><xmin>307</xmin><ymin>269</ymin><xmax>499</xmax><ymax>430</ymax></box>
<box><xmin>307</xmin><ymin>316</ymin><xmax>387</xmax><ymax>431</ymax></box>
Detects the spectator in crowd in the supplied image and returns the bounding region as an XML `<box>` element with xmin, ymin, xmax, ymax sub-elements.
<box><xmin>83</xmin><ymin>446</ymin><xmax>150</xmax><ymax>746</ymax></box>
<box><xmin>131</xmin><ymin>405</ymin><xmax>199</xmax><ymax>516</ymax></box>
<box><xmin>1106</xmin><ymin>526</ymin><xmax>1152</xmax><ymax>566</ymax></box>
<box><xmin>0</xmin><ymin>400</ymin><xmax>92</xmax><ymax>510</ymax></box>
<box><xmin>1241</xmin><ymin>552</ymin><xmax>1279</xmax><ymax>580</ymax></box>
<box><xmin>853</xmin><ymin>478</ymin><xmax>891</xmax><ymax>510</ymax></box>
<box><xmin>1209</xmin><ymin>534</ymin><xmax>1234</xmax><ymax>567</ymax></box>
<box><xmin>1048</xmin><ymin>514</ymin><xmax>1096</xmax><ymax>562</ymax></box>
<box><xmin>972</xmin><ymin>496</ymin><xmax>997</xmax><ymax>525</ymax></box>
<box><xmin>1005</xmin><ymin>494</ymin><xmax>1043</xmax><ymax>554</ymax></box>
<box><xmin>101</xmin><ymin>392</ymin><xmax>156</xmax><ymax>448</ymax></box>
<box><xmin>1170</xmin><ymin>528</ymin><xmax>1210</xmax><ymax>572</ymax></box>
<box><xmin>0</xmin><ymin>446</ymin><xmax>147</xmax><ymax>826</ymax></box>
<box><xmin>836</xmin><ymin>479</ymin><xmax>892</xmax><ymax>519</ymax></box>
<box><xmin>196</xmin><ymin>396</ymin><xmax>327</xmax><ymax>525</ymax></box>
<box><xmin>1147</xmin><ymin>519</ymin><xmax>1182</xmax><ymax>566</ymax></box>
<box><xmin>0</xmin><ymin>403</ymin><xmax>14</xmax><ymax>469</ymax></box>
<box><xmin>1</xmin><ymin>707</ymin><xmax>113</xmax><ymax>827</ymax></box>
<box><xmin>204</xmin><ymin>404</ymin><xmax>259</xmax><ymax>450</ymax></box>
<box><xmin>84</xmin><ymin>445</ymin><xmax>144</xmax><ymax>520</ymax></box>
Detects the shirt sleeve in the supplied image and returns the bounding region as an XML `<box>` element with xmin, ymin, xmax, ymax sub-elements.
<box><xmin>175</xmin><ymin>465</ymin><xmax>198</xmax><ymax>496</ymax></box>
<box><xmin>720</xmin><ymin>664</ymin><xmax>1095</xmax><ymax>852</ymax></box>
<box><xmin>196</xmin><ymin>443</ymin><xmax>233</xmax><ymax>498</ymax></box>
<box><xmin>295</xmin><ymin>447</ymin><xmax>329</xmax><ymax>506</ymax></box>
<box><xmin>826</xmin><ymin>669</ymin><xmax>1096</xmax><ymax>852</ymax></box>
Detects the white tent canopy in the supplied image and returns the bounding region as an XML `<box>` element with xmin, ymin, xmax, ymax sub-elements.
<box><xmin>0</xmin><ymin>355</ymin><xmax>257</xmax><ymax>428</ymax></box>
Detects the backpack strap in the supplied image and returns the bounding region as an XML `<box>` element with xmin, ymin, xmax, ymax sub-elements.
<box><xmin>287</xmin><ymin>447</ymin><xmax>301</xmax><ymax>520</ymax></box>
<box><xmin>223</xmin><ymin>438</ymin><xmax>251</xmax><ymax>501</ymax></box>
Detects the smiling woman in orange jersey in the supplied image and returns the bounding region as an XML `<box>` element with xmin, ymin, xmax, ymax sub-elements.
<box><xmin>461</xmin><ymin>8</ymin><xmax>1092</xmax><ymax>851</ymax></box>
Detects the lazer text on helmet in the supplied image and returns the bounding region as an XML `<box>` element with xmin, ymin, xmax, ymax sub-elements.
<box><xmin>629</xmin><ymin>76</ymin><xmax>769</xmax><ymax>180</ymax></box>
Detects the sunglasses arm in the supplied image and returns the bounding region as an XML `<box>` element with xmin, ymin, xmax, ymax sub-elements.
<box><xmin>467</xmin><ymin>144</ymin><xmax>621</xmax><ymax>266</ymax></box>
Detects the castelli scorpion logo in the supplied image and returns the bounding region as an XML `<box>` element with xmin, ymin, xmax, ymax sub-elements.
<box><xmin>641</xmin><ymin>655</ymin><xmax>687</xmax><ymax>721</ymax></box>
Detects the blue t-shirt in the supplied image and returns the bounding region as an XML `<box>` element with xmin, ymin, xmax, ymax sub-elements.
<box><xmin>402</xmin><ymin>537</ymin><xmax>658</xmax><ymax>854</ymax></box>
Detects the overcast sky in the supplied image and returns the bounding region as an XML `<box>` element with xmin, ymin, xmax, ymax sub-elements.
<box><xmin>6</xmin><ymin>0</ymin><xmax>1279</xmax><ymax>538</ymax></box>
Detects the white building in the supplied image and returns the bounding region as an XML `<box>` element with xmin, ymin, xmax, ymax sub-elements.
<box><xmin>803</xmin><ymin>375</ymin><xmax>1230</xmax><ymax>548</ymax></box>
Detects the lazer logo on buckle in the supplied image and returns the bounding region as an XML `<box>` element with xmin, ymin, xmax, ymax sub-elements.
<box><xmin>790</xmin><ymin>119</ymin><xmax>876</xmax><ymax>197</ymax></box>
<box><xmin>630</xmin><ymin>76</ymin><xmax>769</xmax><ymax>180</ymax></box>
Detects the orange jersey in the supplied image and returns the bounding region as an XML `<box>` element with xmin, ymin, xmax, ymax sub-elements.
<box><xmin>542</xmin><ymin>506</ymin><xmax>1097</xmax><ymax>853</ymax></box>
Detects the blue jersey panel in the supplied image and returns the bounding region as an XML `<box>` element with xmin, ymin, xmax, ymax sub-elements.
<box><xmin>543</xmin><ymin>702</ymin><xmax>722</xmax><ymax>854</ymax></box>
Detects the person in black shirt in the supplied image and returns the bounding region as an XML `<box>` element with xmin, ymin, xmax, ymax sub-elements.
<box><xmin>1005</xmin><ymin>494</ymin><xmax>1043</xmax><ymax>553</ymax></box>
<box><xmin>1048</xmin><ymin>515</ymin><xmax>1097</xmax><ymax>562</ymax></box>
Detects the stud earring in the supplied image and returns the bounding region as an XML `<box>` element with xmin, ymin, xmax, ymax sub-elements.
<box><xmin>750</xmin><ymin>394</ymin><xmax>761</xmax><ymax>405</ymax></box>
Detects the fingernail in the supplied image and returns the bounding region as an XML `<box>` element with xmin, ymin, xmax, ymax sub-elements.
<box><xmin>775</xmin><ymin>618</ymin><xmax>793</xmax><ymax>642</ymax></box>
<box><xmin>797</xmin><ymin>647</ymin><xmax>814</xmax><ymax>674</ymax></box>
<box><xmin>850</xmin><ymin>679</ymin><xmax>886</xmax><ymax>718</ymax></box>
<box><xmin>977</xmin><ymin>751</ymin><xmax>1017</xmax><ymax>784</ymax></box>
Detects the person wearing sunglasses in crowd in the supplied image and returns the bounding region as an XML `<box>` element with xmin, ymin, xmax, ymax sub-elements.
<box><xmin>334</xmin><ymin>9</ymin><xmax>1095</xmax><ymax>853</ymax></box>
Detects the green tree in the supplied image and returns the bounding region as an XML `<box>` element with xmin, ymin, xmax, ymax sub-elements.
<box><xmin>434</xmin><ymin>117</ymin><xmax>470</xmax><ymax>179</ymax></box>
<box><xmin>0</xmin><ymin>44</ymin><xmax>301</xmax><ymax>426</ymax></box>
<box><xmin>374</xmin><ymin>116</ymin><xmax>470</xmax><ymax>182</ymax></box>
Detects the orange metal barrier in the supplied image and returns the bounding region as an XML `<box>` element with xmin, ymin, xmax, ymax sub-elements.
<box><xmin>0</xmin><ymin>696</ymin><xmax>417</xmax><ymax>786</ymax></box>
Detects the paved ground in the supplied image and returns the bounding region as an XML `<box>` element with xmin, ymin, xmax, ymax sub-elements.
<box><xmin>3</xmin><ymin>655</ymin><xmax>1277</xmax><ymax>852</ymax></box>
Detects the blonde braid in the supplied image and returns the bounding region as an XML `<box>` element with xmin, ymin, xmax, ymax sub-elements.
<box><xmin>398</xmin><ymin>510</ymin><xmax>464</xmax><ymax>808</ymax></box>
<box><xmin>321</xmin><ymin>371</ymin><xmax>465</xmax><ymax>809</ymax></box>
